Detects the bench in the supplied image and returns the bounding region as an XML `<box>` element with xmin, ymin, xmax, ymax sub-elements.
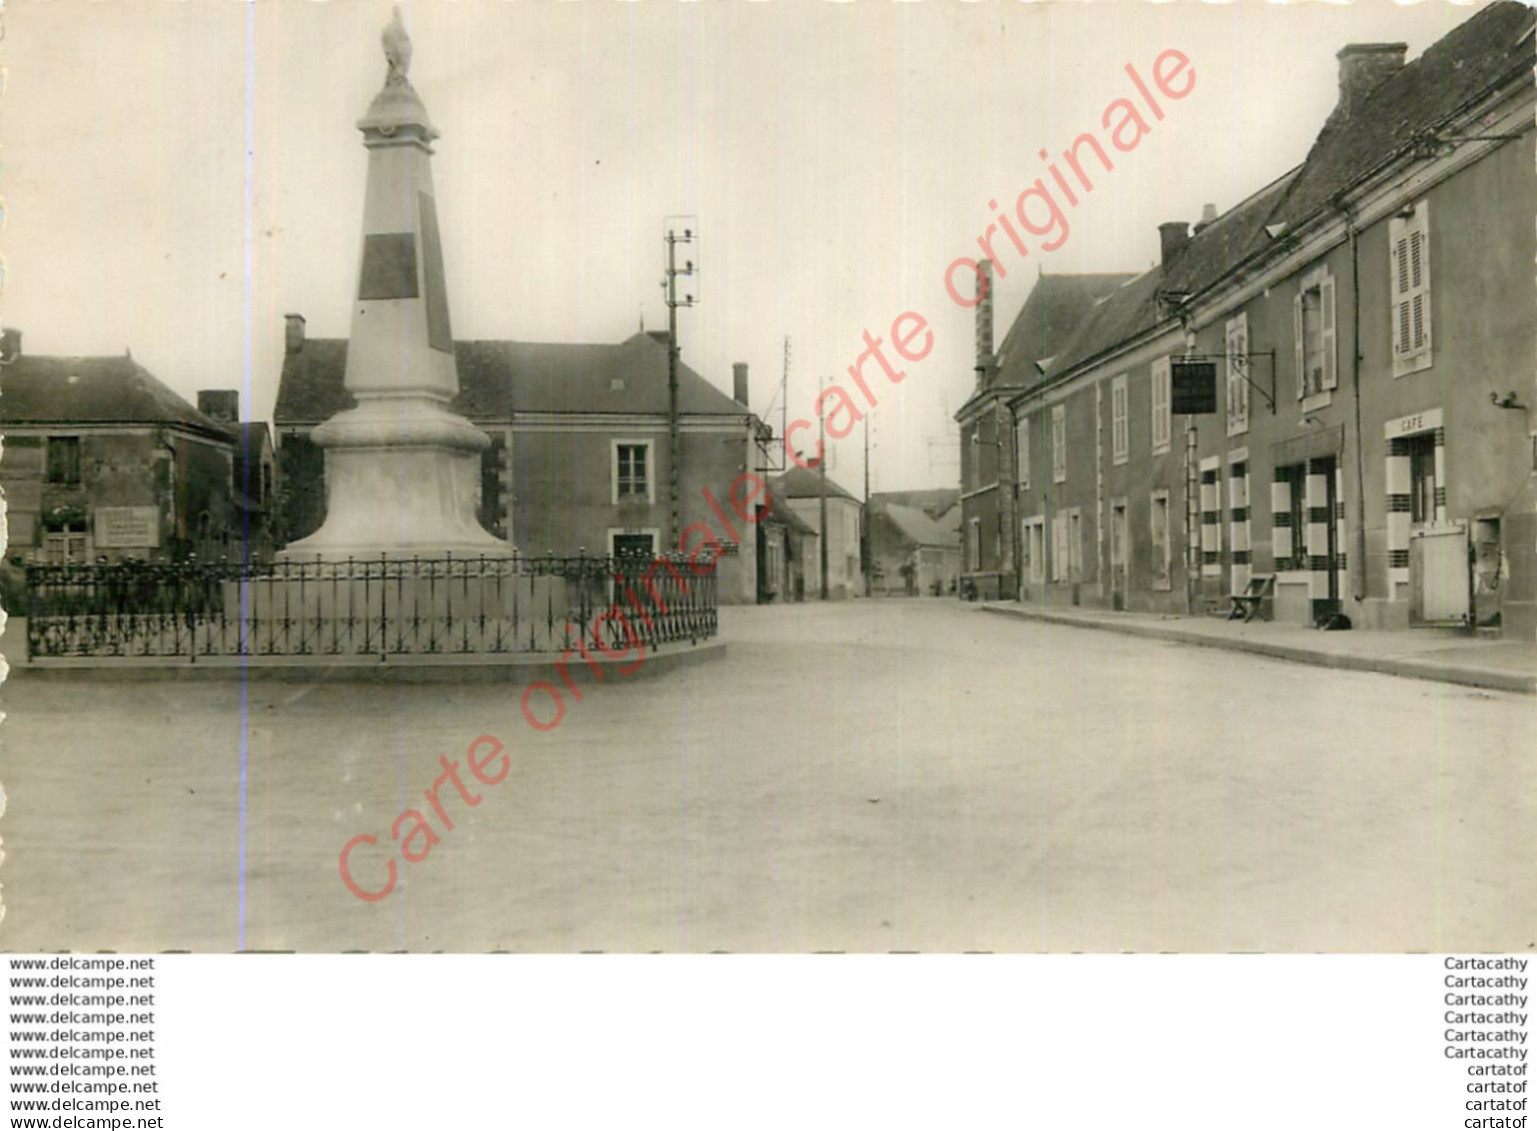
<box><xmin>1228</xmin><ymin>573</ymin><xmax>1275</xmax><ymax>622</ymax></box>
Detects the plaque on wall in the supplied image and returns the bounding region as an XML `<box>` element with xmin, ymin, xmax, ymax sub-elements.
<box><xmin>94</xmin><ymin>506</ymin><xmax>160</xmax><ymax>549</ymax></box>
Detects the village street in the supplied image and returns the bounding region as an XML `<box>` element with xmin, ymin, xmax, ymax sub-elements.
<box><xmin>0</xmin><ymin>600</ymin><xmax>1530</xmax><ymax>953</ymax></box>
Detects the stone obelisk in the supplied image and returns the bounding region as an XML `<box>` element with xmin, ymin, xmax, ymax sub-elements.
<box><xmin>284</xmin><ymin>9</ymin><xmax>509</xmax><ymax>559</ymax></box>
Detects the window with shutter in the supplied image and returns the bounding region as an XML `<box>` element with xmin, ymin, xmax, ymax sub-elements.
<box><xmin>1225</xmin><ymin>314</ymin><xmax>1249</xmax><ymax>437</ymax></box>
<box><xmin>1151</xmin><ymin>357</ymin><xmax>1171</xmax><ymax>454</ymax></box>
<box><xmin>1016</xmin><ymin>417</ymin><xmax>1030</xmax><ymax>487</ymax></box>
<box><xmin>1111</xmin><ymin>375</ymin><xmax>1129</xmax><ymax>465</ymax></box>
<box><xmin>1390</xmin><ymin>202</ymin><xmax>1432</xmax><ymax>377</ymax></box>
<box><xmin>1051</xmin><ymin>404</ymin><xmax>1067</xmax><ymax>483</ymax></box>
<box><xmin>1295</xmin><ymin>266</ymin><xmax>1336</xmax><ymax>401</ymax></box>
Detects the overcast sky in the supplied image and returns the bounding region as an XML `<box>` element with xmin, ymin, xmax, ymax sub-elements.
<box><xmin>2</xmin><ymin>0</ymin><xmax>1486</xmax><ymax>492</ymax></box>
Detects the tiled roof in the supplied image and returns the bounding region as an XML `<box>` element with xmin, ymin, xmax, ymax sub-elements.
<box><xmin>874</xmin><ymin>500</ymin><xmax>958</xmax><ymax>549</ymax></box>
<box><xmin>0</xmin><ymin>353</ymin><xmax>233</xmax><ymax>438</ymax></box>
<box><xmin>990</xmin><ymin>273</ymin><xmax>1137</xmax><ymax>390</ymax></box>
<box><xmin>765</xmin><ymin>491</ymin><xmax>818</xmax><ymax>537</ymax></box>
<box><xmin>274</xmin><ymin>331</ymin><xmax>752</xmax><ymax>426</ymax></box>
<box><xmin>771</xmin><ymin>464</ymin><xmax>861</xmax><ymax>503</ymax></box>
<box><xmin>1271</xmin><ymin>1</ymin><xmax>1535</xmax><ymax>234</ymax></box>
<box><xmin>1041</xmin><ymin>168</ymin><xmax>1300</xmax><ymax>382</ymax></box>
<box><xmin>1021</xmin><ymin>3</ymin><xmax>1533</xmax><ymax>389</ymax></box>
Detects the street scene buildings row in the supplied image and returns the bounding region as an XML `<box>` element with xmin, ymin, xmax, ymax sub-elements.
<box><xmin>957</xmin><ymin>2</ymin><xmax>1537</xmax><ymax>639</ymax></box>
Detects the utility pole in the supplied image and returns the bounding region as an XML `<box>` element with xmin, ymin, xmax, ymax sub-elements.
<box><xmin>863</xmin><ymin>413</ymin><xmax>872</xmax><ymax>597</ymax></box>
<box><xmin>819</xmin><ymin>388</ymin><xmax>829</xmax><ymax>601</ymax></box>
<box><xmin>664</xmin><ymin>222</ymin><xmax>696</xmax><ymax>548</ymax></box>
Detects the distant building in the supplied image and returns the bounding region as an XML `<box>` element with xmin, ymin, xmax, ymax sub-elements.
<box><xmin>273</xmin><ymin>317</ymin><xmax>771</xmax><ymax>603</ymax></box>
<box><xmin>0</xmin><ymin>330</ymin><xmax>243</xmax><ymax>564</ymax></box>
<box><xmin>196</xmin><ymin>390</ymin><xmax>280</xmax><ymax>562</ymax></box>
<box><xmin>757</xmin><ymin>492</ymin><xmax>818</xmax><ymax>603</ymax></box>
<box><xmin>770</xmin><ymin>464</ymin><xmax>864</xmax><ymax>599</ymax></box>
<box><xmin>867</xmin><ymin>493</ymin><xmax>961</xmax><ymax>596</ymax></box>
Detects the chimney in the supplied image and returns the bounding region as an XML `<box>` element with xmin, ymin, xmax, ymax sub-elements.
<box><xmin>197</xmin><ymin>390</ymin><xmax>240</xmax><ymax>425</ymax></box>
<box><xmin>1336</xmin><ymin>43</ymin><xmax>1406</xmax><ymax>120</ymax></box>
<box><xmin>974</xmin><ymin>259</ymin><xmax>994</xmax><ymax>390</ymax></box>
<box><xmin>284</xmin><ymin>313</ymin><xmax>306</xmax><ymax>355</ymax></box>
<box><xmin>732</xmin><ymin>362</ymin><xmax>749</xmax><ymax>407</ymax></box>
<box><xmin>1158</xmin><ymin>221</ymin><xmax>1190</xmax><ymax>267</ymax></box>
<box><xmin>1192</xmin><ymin>202</ymin><xmax>1219</xmax><ymax>235</ymax></box>
<box><xmin>0</xmin><ymin>328</ymin><xmax>20</xmax><ymax>363</ymax></box>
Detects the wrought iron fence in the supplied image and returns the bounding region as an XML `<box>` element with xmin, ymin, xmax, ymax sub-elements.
<box><xmin>24</xmin><ymin>553</ymin><xmax>717</xmax><ymax>662</ymax></box>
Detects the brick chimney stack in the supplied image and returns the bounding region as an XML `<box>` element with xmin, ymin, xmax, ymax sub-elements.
<box><xmin>284</xmin><ymin>313</ymin><xmax>306</xmax><ymax>355</ymax></box>
<box><xmin>974</xmin><ymin>260</ymin><xmax>994</xmax><ymax>391</ymax></box>
<box><xmin>1158</xmin><ymin>221</ymin><xmax>1191</xmax><ymax>267</ymax></box>
<box><xmin>732</xmin><ymin>362</ymin><xmax>749</xmax><ymax>407</ymax></box>
<box><xmin>0</xmin><ymin>328</ymin><xmax>20</xmax><ymax>363</ymax></box>
<box><xmin>198</xmin><ymin>390</ymin><xmax>240</xmax><ymax>425</ymax></box>
<box><xmin>1336</xmin><ymin>43</ymin><xmax>1406</xmax><ymax>120</ymax></box>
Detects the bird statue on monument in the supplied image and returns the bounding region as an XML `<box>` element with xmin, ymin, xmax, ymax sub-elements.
<box><xmin>382</xmin><ymin>7</ymin><xmax>412</xmax><ymax>85</ymax></box>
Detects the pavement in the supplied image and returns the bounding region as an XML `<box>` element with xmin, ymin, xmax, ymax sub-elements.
<box><xmin>980</xmin><ymin>600</ymin><xmax>1537</xmax><ymax>695</ymax></box>
<box><xmin>0</xmin><ymin>599</ymin><xmax>1530</xmax><ymax>953</ymax></box>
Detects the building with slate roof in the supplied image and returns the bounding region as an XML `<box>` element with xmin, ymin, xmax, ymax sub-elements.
<box><xmin>0</xmin><ymin>329</ymin><xmax>247</xmax><ymax>565</ymax></box>
<box><xmin>995</xmin><ymin>1</ymin><xmax>1537</xmax><ymax>637</ymax></box>
<box><xmin>769</xmin><ymin>464</ymin><xmax>865</xmax><ymax>599</ymax></box>
<box><xmin>867</xmin><ymin>494</ymin><xmax>961</xmax><ymax>597</ymax></box>
<box><xmin>955</xmin><ymin>270</ymin><xmax>1135</xmax><ymax>599</ymax></box>
<box><xmin>273</xmin><ymin>316</ymin><xmax>771</xmax><ymax>603</ymax></box>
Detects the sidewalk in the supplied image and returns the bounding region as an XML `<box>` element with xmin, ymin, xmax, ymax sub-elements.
<box><xmin>980</xmin><ymin>601</ymin><xmax>1537</xmax><ymax>695</ymax></box>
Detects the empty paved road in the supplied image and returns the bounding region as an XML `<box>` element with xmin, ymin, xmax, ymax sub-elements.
<box><xmin>1</xmin><ymin>600</ymin><xmax>1530</xmax><ymax>951</ymax></box>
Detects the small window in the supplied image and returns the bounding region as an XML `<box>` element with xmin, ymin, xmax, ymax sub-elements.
<box><xmin>1051</xmin><ymin>404</ymin><xmax>1067</xmax><ymax>483</ymax></box>
<box><xmin>47</xmin><ymin>436</ymin><xmax>81</xmax><ymax>486</ymax></box>
<box><xmin>613</xmin><ymin>441</ymin><xmax>652</xmax><ymax>503</ymax></box>
<box><xmin>1111</xmin><ymin>375</ymin><xmax>1129</xmax><ymax>465</ymax></box>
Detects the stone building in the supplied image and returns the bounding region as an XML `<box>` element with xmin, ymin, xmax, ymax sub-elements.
<box><xmin>274</xmin><ymin>318</ymin><xmax>771</xmax><ymax>603</ymax></box>
<box><xmin>0</xmin><ymin>330</ymin><xmax>242</xmax><ymax>565</ymax></box>
<box><xmin>770</xmin><ymin>464</ymin><xmax>864</xmax><ymax>599</ymax></box>
<box><xmin>994</xmin><ymin>2</ymin><xmax>1537</xmax><ymax>638</ymax></box>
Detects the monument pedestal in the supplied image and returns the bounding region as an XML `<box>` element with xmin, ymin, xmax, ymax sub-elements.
<box><xmin>280</xmin><ymin>397</ymin><xmax>508</xmax><ymax>559</ymax></box>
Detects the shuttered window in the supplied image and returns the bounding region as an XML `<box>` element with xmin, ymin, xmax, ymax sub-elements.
<box><xmin>1151</xmin><ymin>357</ymin><xmax>1171</xmax><ymax>454</ymax></box>
<box><xmin>1111</xmin><ymin>375</ymin><xmax>1129</xmax><ymax>465</ymax></box>
<box><xmin>1051</xmin><ymin>404</ymin><xmax>1067</xmax><ymax>483</ymax></box>
<box><xmin>1225</xmin><ymin>314</ymin><xmax>1249</xmax><ymax>437</ymax></box>
<box><xmin>1390</xmin><ymin>201</ymin><xmax>1432</xmax><ymax>377</ymax></box>
<box><xmin>1293</xmin><ymin>265</ymin><xmax>1338</xmax><ymax>400</ymax></box>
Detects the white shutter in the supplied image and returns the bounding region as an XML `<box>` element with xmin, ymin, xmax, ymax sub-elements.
<box><xmin>1320</xmin><ymin>273</ymin><xmax>1337</xmax><ymax>390</ymax></box>
<box><xmin>1294</xmin><ymin>292</ymin><xmax>1306</xmax><ymax>400</ymax></box>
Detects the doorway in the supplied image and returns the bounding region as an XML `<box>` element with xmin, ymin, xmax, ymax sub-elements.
<box><xmin>1109</xmin><ymin>500</ymin><xmax>1128</xmax><ymax>610</ymax></box>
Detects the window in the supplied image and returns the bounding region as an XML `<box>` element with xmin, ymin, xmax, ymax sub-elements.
<box><xmin>1111</xmin><ymin>375</ymin><xmax>1129</xmax><ymax>465</ymax></box>
<box><xmin>1150</xmin><ymin>491</ymin><xmax>1171</xmax><ymax>589</ymax></box>
<box><xmin>1015</xmin><ymin>416</ymin><xmax>1030</xmax><ymax>487</ymax></box>
<box><xmin>967</xmin><ymin>517</ymin><xmax>981</xmax><ymax>572</ymax></box>
<box><xmin>1151</xmin><ymin>357</ymin><xmax>1171</xmax><ymax>455</ymax></box>
<box><xmin>46</xmin><ymin>436</ymin><xmax>81</xmax><ymax>485</ymax></box>
<box><xmin>1050</xmin><ymin>404</ymin><xmax>1067</xmax><ymax>483</ymax></box>
<box><xmin>1225</xmin><ymin>314</ymin><xmax>1249</xmax><ymax>437</ymax></box>
<box><xmin>1390</xmin><ymin>201</ymin><xmax>1432</xmax><ymax>377</ymax></box>
<box><xmin>969</xmin><ymin>424</ymin><xmax>981</xmax><ymax>490</ymax></box>
<box><xmin>1294</xmin><ymin>266</ymin><xmax>1337</xmax><ymax>401</ymax></box>
<box><xmin>612</xmin><ymin>441</ymin><xmax>653</xmax><ymax>504</ymax></box>
<box><xmin>43</xmin><ymin>522</ymin><xmax>88</xmax><ymax>565</ymax></box>
<box><xmin>1406</xmin><ymin>432</ymin><xmax>1437</xmax><ymax>525</ymax></box>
